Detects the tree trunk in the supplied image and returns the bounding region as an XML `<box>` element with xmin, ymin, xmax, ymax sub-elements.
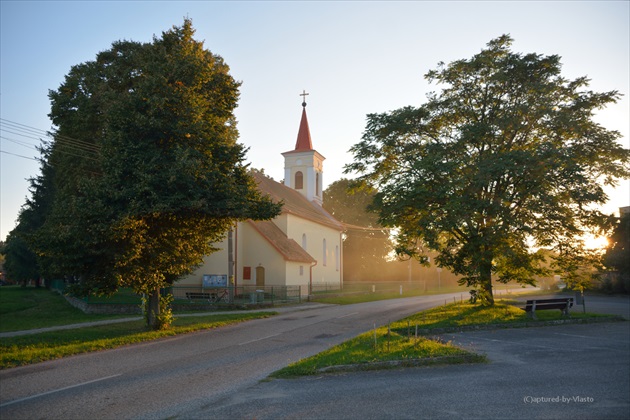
<box><xmin>146</xmin><ymin>287</ymin><xmax>160</xmax><ymax>330</ymax></box>
<box><xmin>479</xmin><ymin>259</ymin><xmax>495</xmax><ymax>306</ymax></box>
<box><xmin>480</xmin><ymin>278</ymin><xmax>494</xmax><ymax>306</ymax></box>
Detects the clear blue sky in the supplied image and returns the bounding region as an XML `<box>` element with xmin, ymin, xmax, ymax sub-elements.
<box><xmin>1</xmin><ymin>1</ymin><xmax>628</xmax><ymax>242</ymax></box>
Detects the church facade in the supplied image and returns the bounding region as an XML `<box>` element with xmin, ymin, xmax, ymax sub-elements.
<box><xmin>177</xmin><ymin>100</ymin><xmax>344</xmax><ymax>295</ymax></box>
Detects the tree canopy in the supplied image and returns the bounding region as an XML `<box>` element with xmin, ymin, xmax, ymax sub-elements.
<box><xmin>8</xmin><ymin>20</ymin><xmax>282</xmax><ymax>328</ymax></box>
<box><xmin>346</xmin><ymin>35</ymin><xmax>630</xmax><ymax>305</ymax></box>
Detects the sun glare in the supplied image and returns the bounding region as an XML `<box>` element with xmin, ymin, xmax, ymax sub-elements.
<box><xmin>583</xmin><ymin>234</ymin><xmax>609</xmax><ymax>251</ymax></box>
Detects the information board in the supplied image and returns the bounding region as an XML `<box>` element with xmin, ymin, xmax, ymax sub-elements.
<box><xmin>202</xmin><ymin>274</ymin><xmax>228</xmax><ymax>288</ymax></box>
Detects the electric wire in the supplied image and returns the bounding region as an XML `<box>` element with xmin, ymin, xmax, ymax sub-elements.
<box><xmin>0</xmin><ymin>150</ymin><xmax>39</xmax><ymax>161</ymax></box>
<box><xmin>0</xmin><ymin>118</ymin><xmax>101</xmax><ymax>154</ymax></box>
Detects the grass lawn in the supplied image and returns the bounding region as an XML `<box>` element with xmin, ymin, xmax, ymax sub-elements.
<box><xmin>271</xmin><ymin>300</ymin><xmax>616</xmax><ymax>378</ymax></box>
<box><xmin>313</xmin><ymin>286</ymin><xmax>471</xmax><ymax>305</ymax></box>
<box><xmin>0</xmin><ymin>312</ymin><xmax>275</xmax><ymax>369</ymax></box>
<box><xmin>271</xmin><ymin>326</ymin><xmax>485</xmax><ymax>378</ymax></box>
<box><xmin>0</xmin><ymin>286</ymin><xmax>133</xmax><ymax>332</ymax></box>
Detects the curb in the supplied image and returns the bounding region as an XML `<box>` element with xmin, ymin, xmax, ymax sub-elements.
<box><xmin>316</xmin><ymin>354</ymin><xmax>487</xmax><ymax>374</ymax></box>
<box><xmin>412</xmin><ymin>315</ymin><xmax>627</xmax><ymax>336</ymax></box>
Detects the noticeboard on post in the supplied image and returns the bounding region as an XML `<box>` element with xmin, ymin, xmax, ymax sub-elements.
<box><xmin>202</xmin><ymin>274</ymin><xmax>228</xmax><ymax>288</ymax></box>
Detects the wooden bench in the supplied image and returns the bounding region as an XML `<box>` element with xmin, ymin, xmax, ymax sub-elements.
<box><xmin>186</xmin><ymin>292</ymin><xmax>212</xmax><ymax>302</ymax></box>
<box><xmin>186</xmin><ymin>290</ymin><xmax>229</xmax><ymax>303</ymax></box>
<box><xmin>524</xmin><ymin>298</ymin><xmax>573</xmax><ymax>320</ymax></box>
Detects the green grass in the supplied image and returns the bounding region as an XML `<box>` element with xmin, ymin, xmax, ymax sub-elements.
<box><xmin>313</xmin><ymin>286</ymin><xmax>470</xmax><ymax>305</ymax></box>
<box><xmin>399</xmin><ymin>300</ymin><xmax>609</xmax><ymax>332</ymax></box>
<box><xmin>271</xmin><ymin>326</ymin><xmax>485</xmax><ymax>378</ymax></box>
<box><xmin>0</xmin><ymin>286</ymin><xmax>132</xmax><ymax>332</ymax></box>
<box><xmin>0</xmin><ymin>312</ymin><xmax>275</xmax><ymax>369</ymax></box>
<box><xmin>271</xmin><ymin>300</ymin><xmax>614</xmax><ymax>378</ymax></box>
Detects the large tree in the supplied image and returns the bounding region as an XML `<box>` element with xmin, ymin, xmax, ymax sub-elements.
<box><xmin>346</xmin><ymin>35</ymin><xmax>629</xmax><ymax>305</ymax></box>
<box><xmin>26</xmin><ymin>20</ymin><xmax>281</xmax><ymax>328</ymax></box>
<box><xmin>2</xmin><ymin>146</ymin><xmax>55</xmax><ymax>287</ymax></box>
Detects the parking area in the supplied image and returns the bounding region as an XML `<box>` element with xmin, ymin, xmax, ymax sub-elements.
<box><xmin>191</xmin><ymin>318</ymin><xmax>629</xmax><ymax>419</ymax></box>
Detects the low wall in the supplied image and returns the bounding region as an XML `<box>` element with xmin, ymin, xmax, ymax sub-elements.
<box><xmin>64</xmin><ymin>294</ymin><xmax>274</xmax><ymax>315</ymax></box>
<box><xmin>64</xmin><ymin>295</ymin><xmax>142</xmax><ymax>315</ymax></box>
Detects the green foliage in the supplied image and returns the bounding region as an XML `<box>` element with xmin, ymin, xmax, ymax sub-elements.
<box><xmin>1</xmin><ymin>233</ymin><xmax>39</xmax><ymax>285</ymax></box>
<box><xmin>141</xmin><ymin>292</ymin><xmax>174</xmax><ymax>331</ymax></box>
<box><xmin>1</xmin><ymin>147</ymin><xmax>56</xmax><ymax>284</ymax></box>
<box><xmin>12</xmin><ymin>19</ymin><xmax>282</xmax><ymax>329</ymax></box>
<box><xmin>552</xmin><ymin>243</ymin><xmax>602</xmax><ymax>292</ymax></box>
<box><xmin>346</xmin><ymin>35</ymin><xmax>630</xmax><ymax>305</ymax></box>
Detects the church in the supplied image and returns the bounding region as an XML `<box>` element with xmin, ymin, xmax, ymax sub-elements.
<box><xmin>177</xmin><ymin>97</ymin><xmax>344</xmax><ymax>296</ymax></box>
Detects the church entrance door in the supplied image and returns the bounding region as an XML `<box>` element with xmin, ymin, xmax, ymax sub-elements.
<box><xmin>255</xmin><ymin>266</ymin><xmax>265</xmax><ymax>287</ymax></box>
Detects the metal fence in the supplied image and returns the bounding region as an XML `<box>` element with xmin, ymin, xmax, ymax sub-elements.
<box><xmin>51</xmin><ymin>280</ymin><xmax>302</xmax><ymax>307</ymax></box>
<box><xmin>171</xmin><ymin>285</ymin><xmax>302</xmax><ymax>306</ymax></box>
<box><xmin>310</xmin><ymin>282</ymin><xmax>342</xmax><ymax>293</ymax></box>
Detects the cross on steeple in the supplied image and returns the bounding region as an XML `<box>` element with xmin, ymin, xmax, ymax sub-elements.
<box><xmin>300</xmin><ymin>90</ymin><xmax>309</xmax><ymax>107</ymax></box>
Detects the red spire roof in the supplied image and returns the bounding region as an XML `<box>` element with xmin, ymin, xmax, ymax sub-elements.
<box><xmin>294</xmin><ymin>106</ymin><xmax>313</xmax><ymax>151</ymax></box>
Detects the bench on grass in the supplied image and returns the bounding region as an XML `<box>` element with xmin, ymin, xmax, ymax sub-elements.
<box><xmin>524</xmin><ymin>298</ymin><xmax>573</xmax><ymax>320</ymax></box>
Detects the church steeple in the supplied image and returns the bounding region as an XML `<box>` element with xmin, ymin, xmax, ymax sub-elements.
<box><xmin>294</xmin><ymin>90</ymin><xmax>313</xmax><ymax>151</ymax></box>
<box><xmin>294</xmin><ymin>107</ymin><xmax>313</xmax><ymax>151</ymax></box>
<box><xmin>282</xmin><ymin>91</ymin><xmax>325</xmax><ymax>205</ymax></box>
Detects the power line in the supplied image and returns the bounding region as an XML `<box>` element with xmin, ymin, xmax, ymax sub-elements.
<box><xmin>0</xmin><ymin>119</ymin><xmax>102</xmax><ymax>164</ymax></box>
<box><xmin>0</xmin><ymin>118</ymin><xmax>101</xmax><ymax>154</ymax></box>
<box><xmin>0</xmin><ymin>135</ymin><xmax>39</xmax><ymax>151</ymax></box>
<box><xmin>341</xmin><ymin>222</ymin><xmax>391</xmax><ymax>232</ymax></box>
<box><xmin>0</xmin><ymin>150</ymin><xmax>39</xmax><ymax>161</ymax></box>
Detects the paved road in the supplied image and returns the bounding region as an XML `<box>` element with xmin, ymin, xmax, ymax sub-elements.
<box><xmin>1</xmin><ymin>292</ymin><xmax>627</xmax><ymax>419</ymax></box>
<box><xmin>0</xmin><ymin>293</ymin><xmax>461</xmax><ymax>419</ymax></box>
<box><xmin>195</xmin><ymin>321</ymin><xmax>629</xmax><ymax>419</ymax></box>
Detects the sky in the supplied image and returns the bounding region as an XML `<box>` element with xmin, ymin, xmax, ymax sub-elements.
<box><xmin>1</xmin><ymin>0</ymin><xmax>629</xmax><ymax>242</ymax></box>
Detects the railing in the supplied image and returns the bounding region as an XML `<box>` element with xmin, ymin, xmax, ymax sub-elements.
<box><xmin>310</xmin><ymin>282</ymin><xmax>342</xmax><ymax>293</ymax></box>
<box><xmin>171</xmin><ymin>285</ymin><xmax>302</xmax><ymax>305</ymax></box>
<box><xmin>52</xmin><ymin>281</ymin><xmax>302</xmax><ymax>306</ymax></box>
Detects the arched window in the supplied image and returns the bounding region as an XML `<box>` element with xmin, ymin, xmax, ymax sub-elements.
<box><xmin>302</xmin><ymin>233</ymin><xmax>307</xmax><ymax>250</ymax></box>
<box><xmin>323</xmin><ymin>238</ymin><xmax>327</xmax><ymax>266</ymax></box>
<box><xmin>315</xmin><ymin>172</ymin><xmax>320</xmax><ymax>196</ymax></box>
<box><xmin>295</xmin><ymin>171</ymin><xmax>303</xmax><ymax>190</ymax></box>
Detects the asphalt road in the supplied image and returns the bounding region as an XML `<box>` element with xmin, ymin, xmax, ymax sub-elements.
<box><xmin>195</xmin><ymin>321</ymin><xmax>629</xmax><ymax>420</ymax></box>
<box><xmin>0</xmin><ymin>293</ymin><xmax>462</xmax><ymax>420</ymax></box>
<box><xmin>1</xmin><ymin>292</ymin><xmax>627</xmax><ymax>420</ymax></box>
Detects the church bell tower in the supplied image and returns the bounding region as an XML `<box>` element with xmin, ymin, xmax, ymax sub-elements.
<box><xmin>282</xmin><ymin>91</ymin><xmax>325</xmax><ymax>205</ymax></box>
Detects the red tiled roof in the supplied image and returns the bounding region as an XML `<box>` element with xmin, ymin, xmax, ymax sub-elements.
<box><xmin>251</xmin><ymin>170</ymin><xmax>343</xmax><ymax>231</ymax></box>
<box><xmin>247</xmin><ymin>220</ymin><xmax>315</xmax><ymax>263</ymax></box>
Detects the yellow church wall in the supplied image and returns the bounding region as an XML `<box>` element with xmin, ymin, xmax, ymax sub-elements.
<box><xmin>285</xmin><ymin>214</ymin><xmax>342</xmax><ymax>289</ymax></box>
<box><xmin>176</xmin><ymin>214</ymin><xmax>342</xmax><ymax>294</ymax></box>
<box><xmin>283</xmin><ymin>262</ymin><xmax>307</xmax><ymax>289</ymax></box>
<box><xmin>236</xmin><ymin>221</ymin><xmax>287</xmax><ymax>288</ymax></box>
<box><xmin>177</xmin><ymin>235</ymin><xmax>230</xmax><ymax>287</ymax></box>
